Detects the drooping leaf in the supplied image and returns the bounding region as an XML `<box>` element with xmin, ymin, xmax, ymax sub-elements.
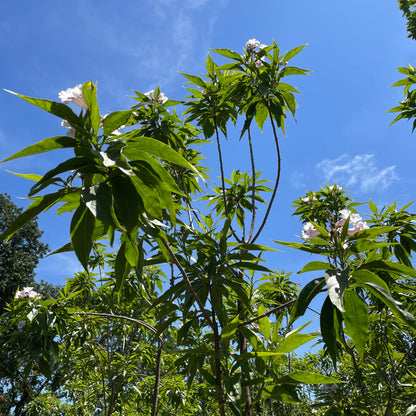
<box><xmin>320</xmin><ymin>296</ymin><xmax>338</xmax><ymax>367</ymax></box>
<box><xmin>342</xmin><ymin>290</ymin><xmax>369</xmax><ymax>359</ymax></box>
<box><xmin>289</xmin><ymin>277</ymin><xmax>326</xmax><ymax>325</ymax></box>
<box><xmin>70</xmin><ymin>204</ymin><xmax>96</xmax><ymax>271</ymax></box>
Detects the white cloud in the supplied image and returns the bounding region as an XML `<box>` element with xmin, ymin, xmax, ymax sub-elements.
<box><xmin>317</xmin><ymin>153</ymin><xmax>398</xmax><ymax>193</ymax></box>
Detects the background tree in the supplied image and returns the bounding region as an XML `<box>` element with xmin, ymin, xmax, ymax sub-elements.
<box><xmin>0</xmin><ymin>193</ymin><xmax>48</xmax><ymax>311</ymax></box>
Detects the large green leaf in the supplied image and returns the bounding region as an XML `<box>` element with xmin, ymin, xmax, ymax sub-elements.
<box><xmin>320</xmin><ymin>296</ymin><xmax>338</xmax><ymax>367</ymax></box>
<box><xmin>1</xmin><ymin>136</ymin><xmax>77</xmax><ymax>163</ymax></box>
<box><xmin>212</xmin><ymin>48</ymin><xmax>242</xmax><ymax>61</ymax></box>
<box><xmin>358</xmin><ymin>260</ymin><xmax>416</xmax><ymax>278</ymax></box>
<box><xmin>82</xmin><ymin>81</ymin><xmax>100</xmax><ymax>135</ymax></box>
<box><xmin>5</xmin><ymin>90</ymin><xmax>82</xmax><ymax>128</ymax></box>
<box><xmin>281</xmin><ymin>44</ymin><xmax>307</xmax><ymax>63</ymax></box>
<box><xmin>342</xmin><ymin>290</ymin><xmax>368</xmax><ymax>359</ymax></box>
<box><xmin>114</xmin><ymin>242</ymin><xmax>132</xmax><ymax>292</ymax></box>
<box><xmin>81</xmin><ymin>182</ymin><xmax>123</xmax><ymax>230</ymax></box>
<box><xmin>70</xmin><ymin>204</ymin><xmax>96</xmax><ymax>271</ymax></box>
<box><xmin>289</xmin><ymin>277</ymin><xmax>325</xmax><ymax>325</ymax></box>
<box><xmin>352</xmin><ymin>269</ymin><xmax>390</xmax><ymax>292</ymax></box>
<box><xmin>325</xmin><ymin>268</ymin><xmax>349</xmax><ymax>312</ymax></box>
<box><xmin>364</xmin><ymin>282</ymin><xmax>416</xmax><ymax>332</ymax></box>
<box><xmin>275</xmin><ymin>332</ymin><xmax>318</xmax><ymax>354</ymax></box>
<box><xmin>124</xmin><ymin>137</ymin><xmax>200</xmax><ymax>176</ymax></box>
<box><xmin>0</xmin><ymin>190</ymin><xmax>69</xmax><ymax>242</ymax></box>
<box><xmin>298</xmin><ymin>261</ymin><xmax>334</xmax><ymax>274</ymax></box>
<box><xmin>103</xmin><ymin>110</ymin><xmax>133</xmax><ymax>136</ymax></box>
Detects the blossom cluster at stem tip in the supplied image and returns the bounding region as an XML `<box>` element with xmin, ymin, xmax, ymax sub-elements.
<box><xmin>245</xmin><ymin>38</ymin><xmax>267</xmax><ymax>67</ymax></box>
<box><xmin>15</xmin><ymin>287</ymin><xmax>40</xmax><ymax>300</ymax></box>
<box><xmin>58</xmin><ymin>84</ymin><xmax>88</xmax><ymax>109</ymax></box>
<box><xmin>144</xmin><ymin>90</ymin><xmax>168</xmax><ymax>104</ymax></box>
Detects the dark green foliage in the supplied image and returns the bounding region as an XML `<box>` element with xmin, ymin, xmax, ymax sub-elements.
<box><xmin>0</xmin><ymin>193</ymin><xmax>48</xmax><ymax>311</ymax></box>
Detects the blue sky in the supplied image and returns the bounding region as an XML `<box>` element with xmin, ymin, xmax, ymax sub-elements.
<box><xmin>1</xmin><ymin>0</ymin><xmax>415</xmax><ymax>293</ymax></box>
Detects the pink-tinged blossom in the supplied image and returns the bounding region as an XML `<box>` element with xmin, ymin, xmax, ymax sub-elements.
<box><xmin>58</xmin><ymin>84</ymin><xmax>88</xmax><ymax>110</ymax></box>
<box><xmin>17</xmin><ymin>320</ymin><xmax>26</xmax><ymax>332</ymax></box>
<box><xmin>15</xmin><ymin>287</ymin><xmax>40</xmax><ymax>300</ymax></box>
<box><xmin>348</xmin><ymin>221</ymin><xmax>369</xmax><ymax>235</ymax></box>
<box><xmin>246</xmin><ymin>38</ymin><xmax>260</xmax><ymax>50</ymax></box>
<box><xmin>302</xmin><ymin>222</ymin><xmax>320</xmax><ymax>240</ymax></box>
<box><xmin>61</xmin><ymin>120</ymin><xmax>75</xmax><ymax>138</ymax></box>
<box><xmin>144</xmin><ymin>90</ymin><xmax>168</xmax><ymax>104</ymax></box>
<box><xmin>255</xmin><ymin>58</ymin><xmax>265</xmax><ymax>68</ymax></box>
<box><xmin>336</xmin><ymin>209</ymin><xmax>369</xmax><ymax>235</ymax></box>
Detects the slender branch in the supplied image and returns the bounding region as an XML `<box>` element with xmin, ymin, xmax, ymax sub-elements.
<box><xmin>72</xmin><ymin>311</ymin><xmax>163</xmax><ymax>416</ymax></box>
<box><xmin>160</xmin><ymin>238</ymin><xmax>214</xmax><ymax>330</ymax></box>
<box><xmin>214</xmin><ymin>122</ymin><xmax>242</xmax><ymax>243</ymax></box>
<box><xmin>239</xmin><ymin>300</ymin><xmax>296</xmax><ymax>327</ymax></box>
<box><xmin>251</xmin><ymin>103</ymin><xmax>281</xmax><ymax>243</ymax></box>
<box><xmin>246</xmin><ymin>127</ymin><xmax>257</xmax><ymax>243</ymax></box>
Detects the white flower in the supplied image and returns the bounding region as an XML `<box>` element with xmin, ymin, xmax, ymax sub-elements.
<box><xmin>15</xmin><ymin>287</ymin><xmax>40</xmax><ymax>300</ymax></box>
<box><xmin>302</xmin><ymin>194</ymin><xmax>317</xmax><ymax>203</ymax></box>
<box><xmin>17</xmin><ymin>320</ymin><xmax>26</xmax><ymax>332</ymax></box>
<box><xmin>330</xmin><ymin>184</ymin><xmax>343</xmax><ymax>191</ymax></box>
<box><xmin>158</xmin><ymin>92</ymin><xmax>168</xmax><ymax>104</ymax></box>
<box><xmin>302</xmin><ymin>222</ymin><xmax>320</xmax><ymax>240</ymax></box>
<box><xmin>336</xmin><ymin>209</ymin><xmax>369</xmax><ymax>235</ymax></box>
<box><xmin>144</xmin><ymin>90</ymin><xmax>168</xmax><ymax>104</ymax></box>
<box><xmin>58</xmin><ymin>84</ymin><xmax>88</xmax><ymax>109</ymax></box>
<box><xmin>255</xmin><ymin>58</ymin><xmax>265</xmax><ymax>68</ymax></box>
<box><xmin>348</xmin><ymin>221</ymin><xmax>369</xmax><ymax>235</ymax></box>
<box><xmin>246</xmin><ymin>38</ymin><xmax>260</xmax><ymax>50</ymax></box>
<box><xmin>259</xmin><ymin>43</ymin><xmax>267</xmax><ymax>50</ymax></box>
<box><xmin>61</xmin><ymin>120</ymin><xmax>75</xmax><ymax>138</ymax></box>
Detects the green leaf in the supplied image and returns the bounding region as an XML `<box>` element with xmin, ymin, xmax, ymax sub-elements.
<box><xmin>1</xmin><ymin>136</ymin><xmax>77</xmax><ymax>163</ymax></box>
<box><xmin>358</xmin><ymin>259</ymin><xmax>416</xmax><ymax>278</ymax></box>
<box><xmin>257</xmin><ymin>304</ymin><xmax>271</xmax><ymax>341</ymax></box>
<box><xmin>221</xmin><ymin>316</ymin><xmax>240</xmax><ymax>341</ymax></box>
<box><xmin>364</xmin><ymin>282</ymin><xmax>416</xmax><ymax>332</ymax></box>
<box><xmin>278</xmin><ymin>371</ymin><xmax>340</xmax><ymax>385</ymax></box>
<box><xmin>289</xmin><ymin>277</ymin><xmax>326</xmax><ymax>325</ymax></box>
<box><xmin>206</xmin><ymin>53</ymin><xmax>215</xmax><ymax>78</ymax></box>
<box><xmin>255</xmin><ymin>102</ymin><xmax>269</xmax><ymax>131</ymax></box>
<box><xmin>281</xmin><ymin>44</ymin><xmax>307</xmax><ymax>63</ymax></box>
<box><xmin>342</xmin><ymin>290</ymin><xmax>368</xmax><ymax>359</ymax></box>
<box><xmin>5</xmin><ymin>171</ymin><xmax>43</xmax><ymax>181</ymax></box>
<box><xmin>70</xmin><ymin>204</ymin><xmax>95</xmax><ymax>271</ymax></box>
<box><xmin>325</xmin><ymin>268</ymin><xmax>349</xmax><ymax>312</ymax></box>
<box><xmin>320</xmin><ymin>296</ymin><xmax>338</xmax><ymax>367</ymax></box>
<box><xmin>275</xmin><ymin>332</ymin><xmax>318</xmax><ymax>354</ymax></box>
<box><xmin>212</xmin><ymin>48</ymin><xmax>242</xmax><ymax>61</ymax></box>
<box><xmin>298</xmin><ymin>261</ymin><xmax>333</xmax><ymax>274</ymax></box>
<box><xmin>82</xmin><ymin>81</ymin><xmax>100</xmax><ymax>135</ymax></box>
<box><xmin>0</xmin><ymin>190</ymin><xmax>69</xmax><ymax>242</ymax></box>
<box><xmin>81</xmin><ymin>182</ymin><xmax>123</xmax><ymax>230</ymax></box>
<box><xmin>111</xmin><ymin>175</ymin><xmax>143</xmax><ymax>232</ymax></box>
<box><xmin>124</xmin><ymin>234</ymin><xmax>139</xmax><ymax>267</ymax></box>
<box><xmin>103</xmin><ymin>110</ymin><xmax>133</xmax><ymax>136</ymax></box>
<box><xmin>5</xmin><ymin>89</ymin><xmax>82</xmax><ymax>128</ymax></box>
<box><xmin>114</xmin><ymin>242</ymin><xmax>132</xmax><ymax>292</ymax></box>
<box><xmin>232</xmin><ymin>262</ymin><xmax>271</xmax><ymax>273</ymax></box>
<box><xmin>124</xmin><ymin>137</ymin><xmax>200</xmax><ymax>176</ymax></box>
<box><xmin>352</xmin><ymin>269</ymin><xmax>389</xmax><ymax>292</ymax></box>
<box><xmin>180</xmin><ymin>73</ymin><xmax>207</xmax><ymax>89</ymax></box>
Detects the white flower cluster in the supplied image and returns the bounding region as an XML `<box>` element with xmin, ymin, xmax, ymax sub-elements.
<box><xmin>245</xmin><ymin>39</ymin><xmax>267</xmax><ymax>67</ymax></box>
<box><xmin>15</xmin><ymin>287</ymin><xmax>40</xmax><ymax>300</ymax></box>
<box><xmin>301</xmin><ymin>209</ymin><xmax>369</xmax><ymax>241</ymax></box>
<box><xmin>61</xmin><ymin>119</ymin><xmax>75</xmax><ymax>138</ymax></box>
<box><xmin>58</xmin><ymin>84</ymin><xmax>88</xmax><ymax>109</ymax></box>
<box><xmin>337</xmin><ymin>209</ymin><xmax>369</xmax><ymax>235</ymax></box>
<box><xmin>144</xmin><ymin>89</ymin><xmax>168</xmax><ymax>104</ymax></box>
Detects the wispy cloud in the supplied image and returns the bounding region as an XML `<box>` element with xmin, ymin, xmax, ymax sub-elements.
<box><xmin>317</xmin><ymin>154</ymin><xmax>398</xmax><ymax>193</ymax></box>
